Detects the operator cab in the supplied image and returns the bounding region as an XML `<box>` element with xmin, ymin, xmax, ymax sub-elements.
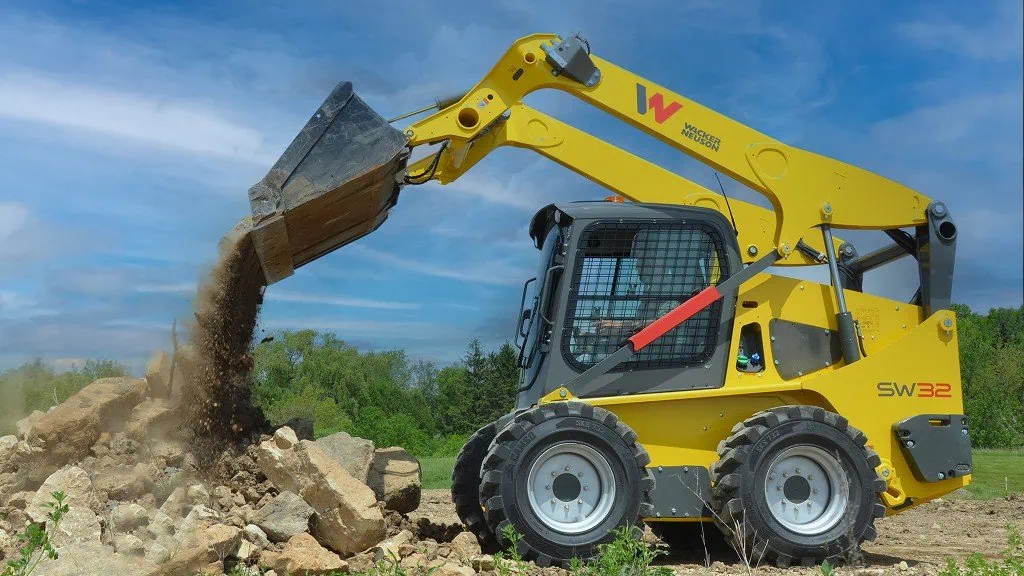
<box><xmin>514</xmin><ymin>201</ymin><xmax>742</xmax><ymax>409</ymax></box>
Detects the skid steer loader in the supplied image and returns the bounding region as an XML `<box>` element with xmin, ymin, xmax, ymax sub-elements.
<box><xmin>245</xmin><ymin>34</ymin><xmax>969</xmax><ymax>567</ymax></box>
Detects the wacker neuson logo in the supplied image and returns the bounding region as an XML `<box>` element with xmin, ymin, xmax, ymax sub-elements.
<box><xmin>635</xmin><ymin>83</ymin><xmax>722</xmax><ymax>152</ymax></box>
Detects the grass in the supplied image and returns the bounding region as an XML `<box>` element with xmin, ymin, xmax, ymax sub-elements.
<box><xmin>418</xmin><ymin>449</ymin><xmax>1024</xmax><ymax>499</ymax></box>
<box><xmin>960</xmin><ymin>449</ymin><xmax>1024</xmax><ymax>500</ymax></box>
<box><xmin>421</xmin><ymin>456</ymin><xmax>456</xmax><ymax>490</ymax></box>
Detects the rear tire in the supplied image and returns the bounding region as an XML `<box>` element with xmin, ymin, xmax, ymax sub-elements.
<box><xmin>710</xmin><ymin>405</ymin><xmax>886</xmax><ymax>567</ymax></box>
<box><xmin>479</xmin><ymin>402</ymin><xmax>654</xmax><ymax>566</ymax></box>
<box><xmin>451</xmin><ymin>422</ymin><xmax>498</xmax><ymax>552</ymax></box>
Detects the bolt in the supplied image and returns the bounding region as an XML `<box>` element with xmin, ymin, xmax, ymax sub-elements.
<box><xmin>932</xmin><ymin>204</ymin><xmax>946</xmax><ymax>217</ymax></box>
<box><xmin>843</xmin><ymin>245</ymin><xmax>855</xmax><ymax>256</ymax></box>
<box><xmin>822</xmin><ymin>203</ymin><xmax>833</xmax><ymax>214</ymax></box>
<box><xmin>684</xmin><ymin>512</ymin><xmax>691</xmax><ymax>517</ymax></box>
<box><xmin>559</xmin><ymin>389</ymin><xmax>568</xmax><ymax>398</ymax></box>
<box><xmin>882</xmin><ymin>469</ymin><xmax>890</xmax><ymax>477</ymax></box>
<box><xmin>782</xmin><ymin>243</ymin><xmax>791</xmax><ymax>254</ymax></box>
<box><xmin>564</xmin><ymin>504</ymin><xmax>569</xmax><ymax>510</ymax></box>
<box><xmin>551</xmin><ymin>471</ymin><xmax>557</xmax><ymax>477</ymax></box>
<box><xmin>545</xmin><ymin>485</ymin><xmax>550</xmax><ymax>490</ymax></box>
<box><xmin>807</xmin><ymin>475</ymin><xmax>813</xmax><ymax>481</ymax></box>
<box><xmin>813</xmin><ymin>489</ymin><xmax>819</xmax><ymax>495</ymax></box>
<box><xmin>703</xmin><ymin>426</ymin><xmax>708</xmax><ymax>431</ymax></box>
<box><xmin>774</xmin><ymin>359</ymin><xmax>780</xmax><ymax>365</ymax></box>
<box><xmin>797</xmin><ymin>371</ymin><xmax>803</xmax><ymax>377</ymax></box>
<box><xmin>937</xmin><ymin>472</ymin><xmax>945</xmax><ymax>480</ymax></box>
<box><xmin>565</xmin><ymin>466</ymin><xmax>571</xmax><ymax>472</ymax></box>
<box><xmin>825</xmin><ymin>361</ymin><xmax>830</xmax><ymax>367</ymax></box>
<box><xmin>405</xmin><ymin>129</ymin><xmax>415</xmax><ymax>137</ymax></box>
<box><xmin>770</xmin><ymin>336</ymin><xmax>776</xmax><ymax>342</ymax></box>
<box><xmin>795</xmin><ymin>468</ymin><xmax>801</xmax><ymax>474</ymax></box>
<box><xmin>782</xmin><ymin>472</ymin><xmax>788</xmax><ymax>478</ymax></box>
<box><xmin>896</xmin><ymin>306</ymin><xmax>901</xmax><ymax>311</ymax></box>
<box><xmin>777</xmin><ymin>485</ymin><xmax>782</xmax><ymax>491</ymax></box>
<box><xmin>656</xmin><ymin>512</ymin><xmax>661</xmax><ymax>517</ymax></box>
<box><xmin>943</xmin><ymin>318</ymin><xmax>953</xmax><ymax>328</ymax></box>
<box><xmin>578</xmin><ymin>499</ymin><xmax>583</xmax><ymax>504</ymax></box>
<box><xmin>907</xmin><ymin>440</ymin><xmax>916</xmax><ymax>448</ymax></box>
<box><xmin>671</xmin><ymin>508</ymin><xmax>677</xmax><ymax>515</ymax></box>
<box><xmin>961</xmin><ymin>429</ymin><xmax>969</xmax><ymax>436</ymax></box>
<box><xmin>683</xmin><ymin>467</ymin><xmax>690</xmax><ymax>473</ymax></box>
<box><xmin>583</xmin><ymin>486</ymin><xmax>589</xmax><ymax>491</ymax></box>
<box><xmin>807</xmin><ymin>502</ymin><xmax>812</xmax><ymax>508</ymax></box>
<box><xmin>551</xmin><ymin>498</ymin><xmax>556</xmax><ymax>503</ymax></box>
<box><xmin>578</xmin><ymin>472</ymin><xmax>584</xmax><ymax>477</ymax></box>
<box><xmin>658</xmin><ymin>466</ymin><xmax>664</xmax><ymax>473</ymax></box>
<box><xmin>769</xmin><ymin>472</ymin><xmax>775</xmax><ymax>479</ymax></box>
<box><xmin>748</xmin><ymin>245</ymin><xmax>758</xmax><ymax>256</ymax></box>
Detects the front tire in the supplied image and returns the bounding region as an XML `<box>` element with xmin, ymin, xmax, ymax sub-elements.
<box><xmin>479</xmin><ymin>402</ymin><xmax>654</xmax><ymax>566</ymax></box>
<box><xmin>710</xmin><ymin>405</ymin><xmax>886</xmax><ymax>567</ymax></box>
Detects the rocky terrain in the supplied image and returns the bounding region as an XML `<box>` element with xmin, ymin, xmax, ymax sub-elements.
<box><xmin>0</xmin><ymin>367</ymin><xmax>449</xmax><ymax>576</ymax></box>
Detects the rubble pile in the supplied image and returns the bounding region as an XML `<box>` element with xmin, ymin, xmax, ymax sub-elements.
<box><xmin>0</xmin><ymin>371</ymin><xmax>502</xmax><ymax>576</ymax></box>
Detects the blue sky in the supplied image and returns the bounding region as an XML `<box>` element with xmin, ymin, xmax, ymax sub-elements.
<box><xmin>0</xmin><ymin>0</ymin><xmax>1021</xmax><ymax>372</ymax></box>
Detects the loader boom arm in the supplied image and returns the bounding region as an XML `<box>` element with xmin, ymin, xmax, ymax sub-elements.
<box><xmin>405</xmin><ymin>33</ymin><xmax>932</xmax><ymax>258</ymax></box>
<box><xmin>406</xmin><ymin>103</ymin><xmax>843</xmax><ymax>266</ymax></box>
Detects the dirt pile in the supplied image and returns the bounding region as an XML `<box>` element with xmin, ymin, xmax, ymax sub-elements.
<box><xmin>176</xmin><ymin>217</ymin><xmax>270</xmax><ymax>462</ymax></box>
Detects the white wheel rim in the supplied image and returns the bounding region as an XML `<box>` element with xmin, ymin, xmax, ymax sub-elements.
<box><xmin>526</xmin><ymin>442</ymin><xmax>616</xmax><ymax>534</ymax></box>
<box><xmin>763</xmin><ymin>445</ymin><xmax>849</xmax><ymax>536</ymax></box>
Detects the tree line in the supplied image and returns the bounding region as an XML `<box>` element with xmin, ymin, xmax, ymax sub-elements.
<box><xmin>1</xmin><ymin>304</ymin><xmax>1022</xmax><ymax>454</ymax></box>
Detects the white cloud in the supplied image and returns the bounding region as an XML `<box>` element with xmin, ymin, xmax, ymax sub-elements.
<box><xmin>0</xmin><ymin>72</ymin><xmax>276</xmax><ymax>164</ymax></box>
<box><xmin>433</xmin><ymin>172</ymin><xmax>548</xmax><ymax>212</ymax></box>
<box><xmin>0</xmin><ymin>202</ymin><xmax>29</xmax><ymax>242</ymax></box>
<box><xmin>897</xmin><ymin>1</ymin><xmax>1023</xmax><ymax>61</ymax></box>
<box><xmin>267</xmin><ymin>291</ymin><xmax>420</xmax><ymax>310</ymax></box>
<box><xmin>261</xmin><ymin>318</ymin><xmax>463</xmax><ymax>340</ymax></box>
<box><xmin>349</xmin><ymin>245</ymin><xmax>529</xmax><ymax>286</ymax></box>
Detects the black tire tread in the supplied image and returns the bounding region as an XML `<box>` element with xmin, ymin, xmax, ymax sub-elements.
<box><xmin>451</xmin><ymin>421</ymin><xmax>498</xmax><ymax>551</ymax></box>
<box><xmin>709</xmin><ymin>405</ymin><xmax>887</xmax><ymax>566</ymax></box>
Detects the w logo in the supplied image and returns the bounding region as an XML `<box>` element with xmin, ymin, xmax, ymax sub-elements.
<box><xmin>636</xmin><ymin>83</ymin><xmax>682</xmax><ymax>124</ymax></box>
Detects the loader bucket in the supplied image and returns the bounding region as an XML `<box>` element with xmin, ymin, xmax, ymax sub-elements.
<box><xmin>247</xmin><ymin>81</ymin><xmax>409</xmax><ymax>285</ymax></box>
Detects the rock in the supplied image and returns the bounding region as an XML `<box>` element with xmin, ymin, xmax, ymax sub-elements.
<box><xmin>155</xmin><ymin>523</ymin><xmax>241</xmax><ymax>576</ymax></box>
<box><xmin>35</xmin><ymin>541</ymin><xmax>151</xmax><ymax>576</ymax></box>
<box><xmin>374</xmin><ymin>529</ymin><xmax>415</xmax><ymax>562</ymax></box>
<box><xmin>256</xmin><ymin>429</ymin><xmax>385</xmax><ymax>554</ymax></box>
<box><xmin>178</xmin><ymin>504</ymin><xmax>220</xmax><ymax>540</ymax></box>
<box><xmin>243</xmin><ymin>523</ymin><xmax>270</xmax><ymax>549</ymax></box>
<box><xmin>282</xmin><ymin>418</ymin><xmax>314</xmax><ymax>441</ymax></box>
<box><xmin>314</xmin><ymin>431</ymin><xmax>375</xmax><ymax>484</ymax></box>
<box><xmin>237</xmin><ymin>539</ymin><xmax>259</xmax><ymax>562</ymax></box>
<box><xmin>254</xmin><ymin>491</ymin><xmax>314</xmax><ymax>543</ymax></box>
<box><xmin>111</xmin><ymin>502</ymin><xmax>149</xmax><ymax>533</ymax></box>
<box><xmin>149</xmin><ymin>439</ymin><xmax>185</xmax><ymax>467</ymax></box>
<box><xmin>437</xmin><ymin>543</ymin><xmax>451</xmax><ymax>558</ymax></box>
<box><xmin>348</xmin><ymin>551</ymin><xmax>377</xmax><ymax>573</ymax></box>
<box><xmin>28</xmin><ymin>466</ymin><xmax>98</xmax><ymax>522</ymax></box>
<box><xmin>898</xmin><ymin>560</ymin><xmax>910</xmax><ymax>571</ymax></box>
<box><xmin>144</xmin><ymin>350</ymin><xmax>184</xmax><ymax>399</ymax></box>
<box><xmin>856</xmin><ymin>569</ymin><xmax>886</xmax><ymax>576</ymax></box>
<box><xmin>261</xmin><ymin>550</ymin><xmax>281</xmax><ymax>570</ymax></box>
<box><xmin>15</xmin><ymin>411</ymin><xmax>45</xmax><ymax>439</ymax></box>
<box><xmin>437</xmin><ymin>562</ymin><xmax>476</xmax><ymax>576</ymax></box>
<box><xmin>146</xmin><ymin>541</ymin><xmax>171</xmax><ymax>564</ymax></box>
<box><xmin>93</xmin><ymin>465</ymin><xmax>153</xmax><ymax>502</ymax></box>
<box><xmin>401</xmin><ymin>553</ymin><xmax>444</xmax><ymax>572</ymax></box>
<box><xmin>449</xmin><ymin>531</ymin><xmax>482</xmax><ymax>559</ymax></box>
<box><xmin>273</xmin><ymin>533</ymin><xmax>347</xmax><ymax>575</ymax></box>
<box><xmin>274</xmin><ymin>427</ymin><xmax>298</xmax><ymax>449</ymax></box>
<box><xmin>472</xmin><ymin>554</ymin><xmax>495</xmax><ymax>571</ymax></box>
<box><xmin>114</xmin><ymin>533</ymin><xmax>147</xmax><ymax>557</ymax></box>
<box><xmin>26</xmin><ymin>377</ymin><xmax>148</xmax><ymax>482</ymax></box>
<box><xmin>0</xmin><ymin>436</ymin><xmax>19</xmax><ymax>473</ymax></box>
<box><xmin>159</xmin><ymin>486</ymin><xmax>190</xmax><ymax>518</ymax></box>
<box><xmin>264</xmin><ymin>572</ymin><xmax>279</xmax><ymax>576</ymax></box>
<box><xmin>368</xmin><ymin>446</ymin><xmax>421</xmax><ymax>514</ymax></box>
<box><xmin>6</xmin><ymin>490</ymin><xmax>32</xmax><ymax>509</ymax></box>
<box><xmin>187</xmin><ymin>483</ymin><xmax>211</xmax><ymax>507</ymax></box>
<box><xmin>147</xmin><ymin>510</ymin><xmax>176</xmax><ymax>540</ymax></box>
<box><xmin>50</xmin><ymin>506</ymin><xmax>102</xmax><ymax>547</ymax></box>
<box><xmin>125</xmin><ymin>398</ymin><xmax>178</xmax><ymax>441</ymax></box>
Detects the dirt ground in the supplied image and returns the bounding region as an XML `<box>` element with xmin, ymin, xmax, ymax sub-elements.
<box><xmin>418</xmin><ymin>489</ymin><xmax>1024</xmax><ymax>575</ymax></box>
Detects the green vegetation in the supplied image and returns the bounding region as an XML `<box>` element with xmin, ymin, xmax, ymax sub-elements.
<box><xmin>1</xmin><ymin>304</ymin><xmax>1021</xmax><ymax>458</ymax></box>
<box><xmin>3</xmin><ymin>491</ymin><xmax>68</xmax><ymax>576</ymax></box>
<box><xmin>421</xmin><ymin>456</ymin><xmax>457</xmax><ymax>490</ymax></box>
<box><xmin>568</xmin><ymin>527</ymin><xmax>672</xmax><ymax>576</ymax></box>
<box><xmin>960</xmin><ymin>449</ymin><xmax>1024</xmax><ymax>500</ymax></box>
<box><xmin>938</xmin><ymin>525</ymin><xmax>1024</xmax><ymax>576</ymax></box>
<box><xmin>0</xmin><ymin>359</ymin><xmax>128</xmax><ymax>435</ymax></box>
<box><xmin>249</xmin><ymin>331</ymin><xmax>519</xmax><ymax>457</ymax></box>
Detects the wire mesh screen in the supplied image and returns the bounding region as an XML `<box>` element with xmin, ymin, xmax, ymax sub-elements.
<box><xmin>562</xmin><ymin>220</ymin><xmax>728</xmax><ymax>371</ymax></box>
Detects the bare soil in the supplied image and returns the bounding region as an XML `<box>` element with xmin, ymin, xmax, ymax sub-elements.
<box><xmin>419</xmin><ymin>489</ymin><xmax>1023</xmax><ymax>575</ymax></box>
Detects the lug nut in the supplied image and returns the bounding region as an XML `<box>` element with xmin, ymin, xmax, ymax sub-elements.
<box><xmin>782</xmin><ymin>472</ymin><xmax>788</xmax><ymax>478</ymax></box>
<box><xmin>565</xmin><ymin>466</ymin><xmax>571</xmax><ymax>472</ymax></box>
<box><xmin>795</xmin><ymin>468</ymin><xmax>801</xmax><ymax>474</ymax></box>
<box><xmin>813</xmin><ymin>489</ymin><xmax>819</xmax><ymax>495</ymax></box>
<box><xmin>583</xmin><ymin>486</ymin><xmax>589</xmax><ymax>491</ymax></box>
<box><xmin>545</xmin><ymin>485</ymin><xmax>550</xmax><ymax>490</ymax></box>
<box><xmin>577</xmin><ymin>499</ymin><xmax>583</xmax><ymax>504</ymax></box>
<box><xmin>578</xmin><ymin>472</ymin><xmax>584</xmax><ymax>477</ymax></box>
<box><xmin>777</xmin><ymin>485</ymin><xmax>782</xmax><ymax>491</ymax></box>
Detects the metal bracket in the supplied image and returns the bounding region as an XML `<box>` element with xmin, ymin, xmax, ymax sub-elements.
<box><xmin>894</xmin><ymin>413</ymin><xmax>972</xmax><ymax>483</ymax></box>
<box><xmin>648</xmin><ymin>465</ymin><xmax>712</xmax><ymax>519</ymax></box>
<box><xmin>542</xmin><ymin>35</ymin><xmax>601</xmax><ymax>87</ymax></box>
